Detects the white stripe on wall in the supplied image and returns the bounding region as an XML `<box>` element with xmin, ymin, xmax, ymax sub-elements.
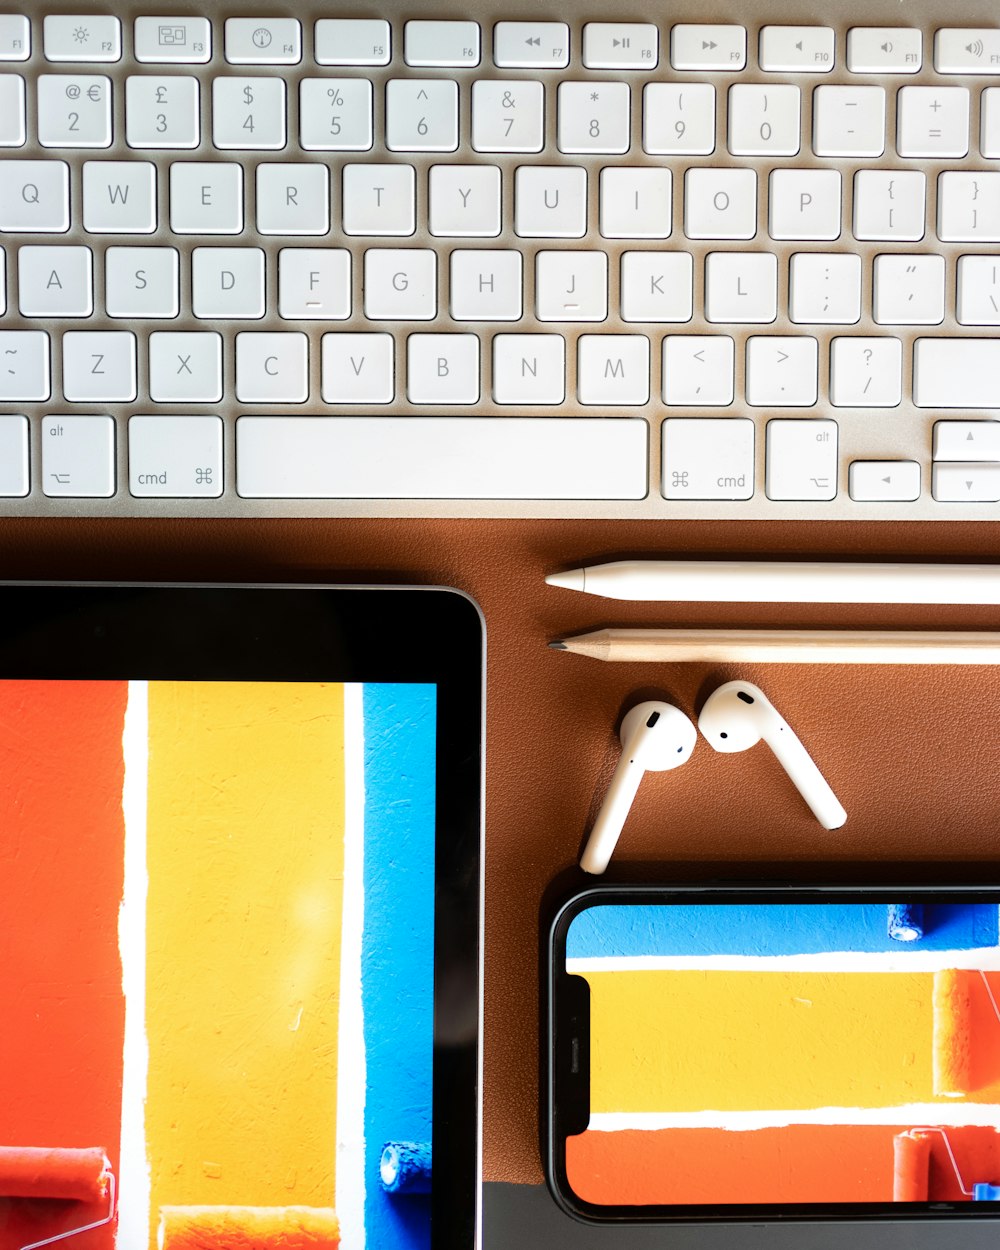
<box><xmin>586</xmin><ymin>1105</ymin><xmax>1000</xmax><ymax>1132</ymax></box>
<box><xmin>568</xmin><ymin>950</ymin><xmax>1000</xmax><ymax>975</ymax></box>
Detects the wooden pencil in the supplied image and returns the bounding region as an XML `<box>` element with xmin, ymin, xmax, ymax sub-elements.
<box><xmin>549</xmin><ymin>628</ymin><xmax>1000</xmax><ymax>665</ymax></box>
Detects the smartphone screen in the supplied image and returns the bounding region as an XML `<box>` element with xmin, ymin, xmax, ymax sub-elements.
<box><xmin>548</xmin><ymin>889</ymin><xmax>1000</xmax><ymax>1222</ymax></box>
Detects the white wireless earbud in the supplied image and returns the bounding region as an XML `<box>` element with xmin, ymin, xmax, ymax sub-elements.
<box><xmin>581</xmin><ymin>701</ymin><xmax>697</xmax><ymax>875</ymax></box>
<box><xmin>697</xmin><ymin>680</ymin><xmax>847</xmax><ymax>830</ymax></box>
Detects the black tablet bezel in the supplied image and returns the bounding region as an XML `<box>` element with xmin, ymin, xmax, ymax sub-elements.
<box><xmin>0</xmin><ymin>581</ymin><xmax>483</xmax><ymax>1250</ymax></box>
<box><xmin>548</xmin><ymin>883</ymin><xmax>1000</xmax><ymax>1231</ymax></box>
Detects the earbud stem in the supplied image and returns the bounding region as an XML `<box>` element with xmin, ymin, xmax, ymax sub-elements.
<box><xmin>580</xmin><ymin>758</ymin><xmax>644</xmax><ymax>875</ymax></box>
<box><xmin>768</xmin><ymin>726</ymin><xmax>847</xmax><ymax>830</ymax></box>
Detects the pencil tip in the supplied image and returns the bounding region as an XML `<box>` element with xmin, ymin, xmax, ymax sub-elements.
<box><xmin>545</xmin><ymin>568</ymin><xmax>586</xmax><ymax>592</ymax></box>
<box><xmin>548</xmin><ymin>640</ymin><xmax>567</xmax><ymax>650</ymax></box>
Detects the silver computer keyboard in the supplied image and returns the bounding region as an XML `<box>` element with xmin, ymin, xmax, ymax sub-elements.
<box><xmin>2</xmin><ymin>0</ymin><xmax>1000</xmax><ymax>519</ymax></box>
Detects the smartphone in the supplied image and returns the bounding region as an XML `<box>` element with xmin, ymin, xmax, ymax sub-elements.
<box><xmin>547</xmin><ymin>885</ymin><xmax>1000</xmax><ymax>1226</ymax></box>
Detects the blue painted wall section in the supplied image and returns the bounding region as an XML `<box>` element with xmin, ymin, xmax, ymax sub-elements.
<box><xmin>362</xmin><ymin>683</ymin><xmax>436</xmax><ymax>1250</ymax></box>
<box><xmin>567</xmin><ymin>903</ymin><xmax>1000</xmax><ymax>959</ymax></box>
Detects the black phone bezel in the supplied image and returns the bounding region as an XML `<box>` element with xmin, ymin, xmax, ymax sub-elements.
<box><xmin>547</xmin><ymin>882</ymin><xmax>1000</xmax><ymax>1228</ymax></box>
<box><xmin>0</xmin><ymin>581</ymin><xmax>483</xmax><ymax>1250</ymax></box>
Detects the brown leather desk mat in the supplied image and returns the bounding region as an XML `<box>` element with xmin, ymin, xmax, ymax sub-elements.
<box><xmin>3</xmin><ymin>516</ymin><xmax>1000</xmax><ymax>1186</ymax></box>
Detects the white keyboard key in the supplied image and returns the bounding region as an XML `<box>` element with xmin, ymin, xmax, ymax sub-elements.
<box><xmin>705</xmin><ymin>252</ymin><xmax>777</xmax><ymax>323</ymax></box>
<box><xmin>225</xmin><ymin>18</ymin><xmax>301</xmax><ymax>65</ymax></box>
<box><xmin>429</xmin><ymin>165</ymin><xmax>501</xmax><ymax>237</ymax></box>
<box><xmin>278</xmin><ymin>248</ymin><xmax>351</xmax><ymax>320</ymax></box>
<box><xmin>728</xmin><ymin>84</ymin><xmax>800</xmax><ymax>156</ymax></box>
<box><xmin>672</xmin><ymin>24</ymin><xmax>746</xmax><ymax>71</ymax></box>
<box><xmin>0</xmin><ymin>16</ymin><xmax>29</xmax><ymax>60</ymax></box>
<box><xmin>256</xmin><ymin>163</ymin><xmax>329</xmax><ymax>235</ymax></box>
<box><xmin>558</xmin><ymin>82</ymin><xmax>630</xmax><ymax>155</ymax></box>
<box><xmin>620</xmin><ymin>252</ymin><xmax>692</xmax><ymax>322</ymax></box>
<box><xmin>38</xmin><ymin>74</ymin><xmax>112</xmax><ymax>147</ymax></box>
<box><xmin>766</xmin><ymin>419</ymin><xmax>838</xmax><ymax>501</ymax></box>
<box><xmin>493</xmin><ymin>22</ymin><xmax>569</xmax><ymax>69</ymax></box>
<box><xmin>643</xmin><ymin>82</ymin><xmax>715</xmax><ymax>155</ymax></box>
<box><xmin>983</xmin><ymin>89</ymin><xmax>1000</xmax><ymax>158</ymax></box>
<box><xmin>769</xmin><ymin>169</ymin><xmax>842</xmax><ymax>240</ymax></box>
<box><xmin>515</xmin><ymin>166</ymin><xmax>587</xmax><ymax>238</ymax></box>
<box><xmin>829</xmin><ymin>336</ymin><xmax>903</xmax><ymax>407</ymax></box>
<box><xmin>583</xmin><ymin>23</ymin><xmax>657</xmax><ymax>69</ymax></box>
<box><xmin>192</xmin><ymin>247</ymin><xmax>265</xmax><ymax>319</ymax></box>
<box><xmin>127</xmin><ymin>80</ymin><xmax>191</xmax><ymax>151</ymax></box>
<box><xmin>44</xmin><ymin>16</ymin><xmax>120</xmax><ymax>62</ymax></box>
<box><xmin>342</xmin><ymin>164</ymin><xmax>415</xmax><ymax>236</ymax></box>
<box><xmin>321</xmin><ymin>333</ymin><xmax>394</xmax><ymax>404</ymax></box>
<box><xmin>492</xmin><ymin>335</ymin><xmax>565</xmax><ymax>404</ymax></box>
<box><xmin>601</xmin><ymin>168</ymin><xmax>671</xmax><ymax>239</ymax></box>
<box><xmin>874</xmin><ymin>253</ymin><xmax>945</xmax><ymax>324</ymax></box>
<box><xmin>662</xmin><ymin>335</ymin><xmax>735</xmax><ymax>406</ymax></box>
<box><xmin>0</xmin><ymin>75</ymin><xmax>26</xmax><ymax>146</ymax></box>
<box><xmin>42</xmin><ymin>415</ymin><xmax>114</xmax><ymax>497</ymax></box>
<box><xmin>0</xmin><ymin>160</ymin><xmax>69</xmax><ymax>232</ymax></box>
<box><xmin>386</xmin><ymin>79</ymin><xmax>458</xmax><ymax>152</ymax></box>
<box><xmin>364</xmin><ymin>249</ymin><xmax>436</xmax><ymax>320</ymax></box>
<box><xmin>19</xmin><ymin>245</ymin><xmax>92</xmax><ymax>316</ymax></box>
<box><xmin>299</xmin><ymin>79</ymin><xmax>373</xmax><ymax>151</ymax></box>
<box><xmin>535</xmin><ymin>251</ymin><xmax>607</xmax><ymax>321</ymax></box>
<box><xmin>933</xmin><ymin>463</ymin><xmax>1000</xmax><ymax>502</ymax></box>
<box><xmin>685</xmin><ymin>168</ymin><xmax>756</xmax><ymax>240</ymax></box>
<box><xmin>235</xmin><ymin>332</ymin><xmax>308</xmax><ymax>403</ymax></box>
<box><xmin>847</xmin><ymin>28</ymin><xmax>921</xmax><ymax>74</ymax></box>
<box><xmin>957</xmin><ymin>256</ymin><xmax>1000</xmax><ymax>326</ymax></box>
<box><xmin>105</xmin><ymin>246</ymin><xmax>179</xmax><ymax>318</ymax></box>
<box><xmin>406</xmin><ymin>334</ymin><xmax>480</xmax><ymax>404</ymax></box>
<box><xmin>405</xmin><ymin>21</ymin><xmax>479</xmax><ymax>67</ymax></box>
<box><xmin>813</xmin><ymin>85</ymin><xmax>885</xmax><ymax>157</ymax></box>
<box><xmin>134</xmin><ymin>18</ymin><xmax>210</xmax><ymax>64</ymax></box>
<box><xmin>662</xmin><ymin>417</ymin><xmax>754</xmax><ymax>500</ymax></box>
<box><xmin>62</xmin><ymin>330</ymin><xmax>136</xmax><ymax>401</ymax></box>
<box><xmin>577</xmin><ymin>335</ymin><xmax>649</xmax><ymax>405</ymax></box>
<box><xmin>149</xmin><ymin>332</ymin><xmax>223</xmax><ymax>402</ymax></box>
<box><xmin>0</xmin><ymin>331</ymin><xmax>50</xmax><ymax>400</ymax></box>
<box><xmin>213</xmin><ymin>77</ymin><xmax>285</xmax><ymax>150</ymax></box>
<box><xmin>236</xmin><ymin>417</ymin><xmax>648</xmax><ymax>500</ymax></box>
<box><xmin>0</xmin><ymin>415</ymin><xmax>28</xmax><ymax>496</ymax></box>
<box><xmin>450</xmin><ymin>250</ymin><xmax>522</xmax><ymax>320</ymax></box>
<box><xmin>83</xmin><ymin>161</ymin><xmax>156</xmax><ymax>233</ymax></box>
<box><xmin>129</xmin><ymin>415</ymin><xmax>223</xmax><ymax>497</ymax></box>
<box><xmin>472</xmin><ymin>80</ymin><xmax>544</xmax><ymax>153</ymax></box>
<box><xmin>314</xmin><ymin>19</ymin><xmax>389</xmax><ymax>66</ymax></box>
<box><xmin>789</xmin><ymin>252</ymin><xmax>861</xmax><ymax>324</ymax></box>
<box><xmin>914</xmin><ymin>339</ymin><xmax>1000</xmax><ymax>409</ymax></box>
<box><xmin>854</xmin><ymin>170</ymin><xmax>925</xmax><ymax>241</ymax></box>
<box><xmin>934</xmin><ymin>420</ymin><xmax>1000</xmax><ymax>461</ymax></box>
<box><xmin>938</xmin><ymin>172</ymin><xmax>1000</xmax><ymax>243</ymax></box>
<box><xmin>125</xmin><ymin>76</ymin><xmax>200</xmax><ymax>149</ymax></box>
<box><xmin>897</xmin><ymin>86</ymin><xmax>969</xmax><ymax>158</ymax></box>
<box><xmin>759</xmin><ymin>25</ymin><xmax>834</xmax><ymax>72</ymax></box>
<box><xmin>170</xmin><ymin>162</ymin><xmax>243</xmax><ymax>234</ymax></box>
<box><xmin>849</xmin><ymin>460</ymin><xmax>920</xmax><ymax>501</ymax></box>
<box><xmin>934</xmin><ymin>29</ymin><xmax>1000</xmax><ymax>75</ymax></box>
<box><xmin>746</xmin><ymin>336</ymin><xmax>819</xmax><ymax>406</ymax></box>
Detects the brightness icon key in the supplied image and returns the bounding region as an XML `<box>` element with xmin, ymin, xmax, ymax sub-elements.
<box><xmin>44</xmin><ymin>15</ymin><xmax>121</xmax><ymax>61</ymax></box>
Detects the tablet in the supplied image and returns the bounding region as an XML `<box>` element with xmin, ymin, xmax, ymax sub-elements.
<box><xmin>0</xmin><ymin>583</ymin><xmax>483</xmax><ymax>1250</ymax></box>
<box><xmin>549</xmin><ymin>884</ymin><xmax>1000</xmax><ymax>1234</ymax></box>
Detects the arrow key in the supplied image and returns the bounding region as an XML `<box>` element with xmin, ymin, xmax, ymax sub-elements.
<box><xmin>671</xmin><ymin>24</ymin><xmax>746</xmax><ymax>71</ymax></box>
<box><xmin>583</xmin><ymin>22</ymin><xmax>658</xmax><ymax>69</ymax></box>
<box><xmin>933</xmin><ymin>419</ymin><xmax>1000</xmax><ymax>462</ymax></box>
<box><xmin>849</xmin><ymin>459</ymin><xmax>920</xmax><ymax>501</ymax></box>
<box><xmin>933</xmin><ymin>462</ymin><xmax>1000</xmax><ymax>503</ymax></box>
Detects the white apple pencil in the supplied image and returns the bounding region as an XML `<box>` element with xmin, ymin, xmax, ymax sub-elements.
<box><xmin>545</xmin><ymin>559</ymin><xmax>1000</xmax><ymax>605</ymax></box>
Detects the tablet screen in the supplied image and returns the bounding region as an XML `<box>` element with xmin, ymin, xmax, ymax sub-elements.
<box><xmin>561</xmin><ymin>899</ymin><xmax>1000</xmax><ymax>1214</ymax></box>
<box><xmin>2</xmin><ymin>677</ymin><xmax>437</xmax><ymax>1250</ymax></box>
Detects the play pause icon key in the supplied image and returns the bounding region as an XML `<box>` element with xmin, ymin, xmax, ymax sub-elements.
<box><xmin>583</xmin><ymin>22</ymin><xmax>657</xmax><ymax>68</ymax></box>
<box><xmin>494</xmin><ymin>21</ymin><xmax>569</xmax><ymax>67</ymax></box>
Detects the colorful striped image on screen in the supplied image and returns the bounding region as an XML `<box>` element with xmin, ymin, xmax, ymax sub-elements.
<box><xmin>0</xmin><ymin>680</ymin><xmax>435</xmax><ymax>1250</ymax></box>
<box><xmin>565</xmin><ymin>902</ymin><xmax>1000</xmax><ymax>1207</ymax></box>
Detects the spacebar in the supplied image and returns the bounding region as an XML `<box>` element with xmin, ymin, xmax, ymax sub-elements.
<box><xmin>236</xmin><ymin>416</ymin><xmax>648</xmax><ymax>500</ymax></box>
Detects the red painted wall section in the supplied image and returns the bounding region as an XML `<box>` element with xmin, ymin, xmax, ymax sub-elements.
<box><xmin>566</xmin><ymin>1123</ymin><xmax>1000</xmax><ymax>1207</ymax></box>
<box><xmin>0</xmin><ymin>681</ymin><xmax>127</xmax><ymax>1250</ymax></box>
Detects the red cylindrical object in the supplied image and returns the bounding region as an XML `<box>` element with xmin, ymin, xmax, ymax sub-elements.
<box><xmin>0</xmin><ymin>1146</ymin><xmax>111</xmax><ymax>1200</ymax></box>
